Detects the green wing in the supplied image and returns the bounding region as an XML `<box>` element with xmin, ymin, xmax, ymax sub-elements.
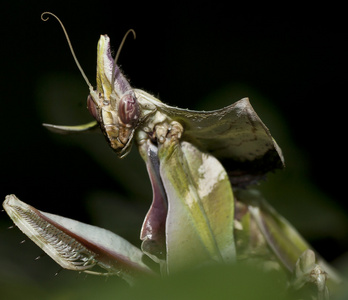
<box><xmin>136</xmin><ymin>90</ymin><xmax>284</xmax><ymax>186</ymax></box>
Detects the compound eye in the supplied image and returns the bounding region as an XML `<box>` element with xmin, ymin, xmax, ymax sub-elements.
<box><xmin>87</xmin><ymin>95</ymin><xmax>99</xmax><ymax>121</ymax></box>
<box><xmin>118</xmin><ymin>94</ymin><xmax>139</xmax><ymax>124</ymax></box>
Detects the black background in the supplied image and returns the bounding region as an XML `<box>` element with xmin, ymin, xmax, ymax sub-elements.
<box><xmin>1</xmin><ymin>1</ymin><xmax>347</xmax><ymax>295</ymax></box>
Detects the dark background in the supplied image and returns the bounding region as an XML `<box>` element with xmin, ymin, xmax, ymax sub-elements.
<box><xmin>1</xmin><ymin>1</ymin><xmax>347</xmax><ymax>298</ymax></box>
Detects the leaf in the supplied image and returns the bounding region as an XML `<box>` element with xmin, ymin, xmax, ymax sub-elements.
<box><xmin>2</xmin><ymin>194</ymin><xmax>155</xmax><ymax>284</ymax></box>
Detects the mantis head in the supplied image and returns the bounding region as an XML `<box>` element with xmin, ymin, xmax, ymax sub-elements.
<box><xmin>41</xmin><ymin>12</ymin><xmax>139</xmax><ymax>158</ymax></box>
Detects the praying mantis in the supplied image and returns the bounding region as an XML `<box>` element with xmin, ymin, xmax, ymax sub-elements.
<box><xmin>2</xmin><ymin>12</ymin><xmax>341</xmax><ymax>299</ymax></box>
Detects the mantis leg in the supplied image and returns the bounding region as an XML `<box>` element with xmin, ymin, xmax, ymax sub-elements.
<box><xmin>235</xmin><ymin>189</ymin><xmax>340</xmax><ymax>299</ymax></box>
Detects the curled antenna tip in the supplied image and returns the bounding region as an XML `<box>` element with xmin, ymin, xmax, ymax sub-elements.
<box><xmin>41</xmin><ymin>12</ymin><xmax>55</xmax><ymax>22</ymax></box>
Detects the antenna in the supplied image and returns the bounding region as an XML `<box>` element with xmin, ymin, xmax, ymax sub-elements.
<box><xmin>111</xmin><ymin>29</ymin><xmax>136</xmax><ymax>87</ymax></box>
<box><xmin>114</xmin><ymin>29</ymin><xmax>136</xmax><ymax>64</ymax></box>
<box><xmin>41</xmin><ymin>12</ymin><xmax>93</xmax><ymax>90</ymax></box>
